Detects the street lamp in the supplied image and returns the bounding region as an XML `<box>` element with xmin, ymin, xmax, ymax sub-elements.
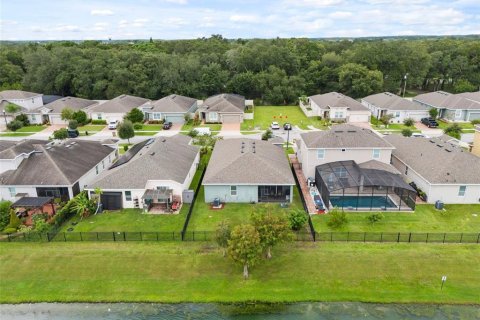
<box><xmin>402</xmin><ymin>73</ymin><xmax>408</xmax><ymax>98</ymax></box>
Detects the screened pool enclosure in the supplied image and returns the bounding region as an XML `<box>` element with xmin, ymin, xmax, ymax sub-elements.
<box><xmin>315</xmin><ymin>161</ymin><xmax>416</xmax><ymax>211</ymax></box>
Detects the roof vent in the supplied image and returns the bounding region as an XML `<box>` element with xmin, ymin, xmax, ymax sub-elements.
<box><xmin>445</xmin><ymin>149</ymin><xmax>452</xmax><ymax>152</ymax></box>
<box><xmin>65</xmin><ymin>144</ymin><xmax>71</xmax><ymax>148</ymax></box>
<box><xmin>347</xmin><ymin>130</ymin><xmax>356</xmax><ymax>133</ymax></box>
<box><xmin>150</xmin><ymin>152</ymin><xmax>155</xmax><ymax>156</ymax></box>
<box><xmin>429</xmin><ymin>140</ymin><xmax>435</xmax><ymax>143</ymax></box>
<box><xmin>45</xmin><ymin>146</ymin><xmax>52</xmax><ymax>150</ymax></box>
<box><xmin>334</xmin><ymin>130</ymin><xmax>343</xmax><ymax>133</ymax></box>
<box><xmin>70</xmin><ymin>141</ymin><xmax>76</xmax><ymax>145</ymax></box>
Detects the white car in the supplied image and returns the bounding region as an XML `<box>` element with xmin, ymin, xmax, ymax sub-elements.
<box><xmin>270</xmin><ymin>122</ymin><xmax>280</xmax><ymax>130</ymax></box>
<box><xmin>108</xmin><ymin>120</ymin><xmax>118</xmax><ymax>130</ymax></box>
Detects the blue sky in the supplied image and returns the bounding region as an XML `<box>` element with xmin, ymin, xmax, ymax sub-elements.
<box><xmin>1</xmin><ymin>0</ymin><xmax>479</xmax><ymax>40</ymax></box>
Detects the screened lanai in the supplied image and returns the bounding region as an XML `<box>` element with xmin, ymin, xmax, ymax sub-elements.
<box><xmin>315</xmin><ymin>160</ymin><xmax>416</xmax><ymax>211</ymax></box>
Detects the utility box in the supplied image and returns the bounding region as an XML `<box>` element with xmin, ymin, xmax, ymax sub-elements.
<box><xmin>183</xmin><ymin>190</ymin><xmax>195</xmax><ymax>204</ymax></box>
<box><xmin>435</xmin><ymin>200</ymin><xmax>444</xmax><ymax>210</ymax></box>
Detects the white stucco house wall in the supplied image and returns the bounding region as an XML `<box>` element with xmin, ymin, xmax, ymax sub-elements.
<box><xmin>87</xmin><ymin>94</ymin><xmax>150</xmax><ymax>123</ymax></box>
<box><xmin>413</xmin><ymin>91</ymin><xmax>480</xmax><ymax>122</ymax></box>
<box><xmin>361</xmin><ymin>92</ymin><xmax>429</xmax><ymax>123</ymax></box>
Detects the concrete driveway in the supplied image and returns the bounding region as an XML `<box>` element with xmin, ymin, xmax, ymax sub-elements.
<box><xmin>414</xmin><ymin>122</ymin><xmax>443</xmax><ymax>137</ymax></box>
<box><xmin>219</xmin><ymin>123</ymin><xmax>241</xmax><ymax>137</ymax></box>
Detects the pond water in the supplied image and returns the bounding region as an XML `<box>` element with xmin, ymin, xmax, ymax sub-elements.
<box><xmin>1</xmin><ymin>302</ymin><xmax>479</xmax><ymax>320</ymax></box>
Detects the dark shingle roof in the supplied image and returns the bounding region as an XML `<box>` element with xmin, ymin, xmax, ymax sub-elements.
<box><xmin>150</xmin><ymin>94</ymin><xmax>196</xmax><ymax>113</ymax></box>
<box><xmin>362</xmin><ymin>92</ymin><xmax>427</xmax><ymax>111</ymax></box>
<box><xmin>88</xmin><ymin>94</ymin><xmax>149</xmax><ymax>113</ymax></box>
<box><xmin>309</xmin><ymin>92</ymin><xmax>369</xmax><ymax>112</ymax></box>
<box><xmin>300</xmin><ymin>124</ymin><xmax>393</xmax><ymax>149</ymax></box>
<box><xmin>0</xmin><ymin>139</ymin><xmax>48</xmax><ymax>159</ymax></box>
<box><xmin>0</xmin><ymin>90</ymin><xmax>41</xmax><ymax>99</ymax></box>
<box><xmin>38</xmin><ymin>96</ymin><xmax>97</xmax><ymax>113</ymax></box>
<box><xmin>203</xmin><ymin>139</ymin><xmax>295</xmax><ymax>185</ymax></box>
<box><xmin>413</xmin><ymin>91</ymin><xmax>480</xmax><ymax>110</ymax></box>
<box><xmin>202</xmin><ymin>94</ymin><xmax>245</xmax><ymax>113</ymax></box>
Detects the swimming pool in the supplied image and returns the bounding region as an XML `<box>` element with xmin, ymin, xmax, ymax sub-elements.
<box><xmin>330</xmin><ymin>195</ymin><xmax>396</xmax><ymax>209</ymax></box>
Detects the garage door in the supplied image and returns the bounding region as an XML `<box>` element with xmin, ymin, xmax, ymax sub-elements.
<box><xmin>468</xmin><ymin>113</ymin><xmax>480</xmax><ymax>121</ymax></box>
<box><xmin>49</xmin><ymin>114</ymin><xmax>64</xmax><ymax>125</ymax></box>
<box><xmin>164</xmin><ymin>114</ymin><xmax>185</xmax><ymax>123</ymax></box>
<box><xmin>101</xmin><ymin>192</ymin><xmax>123</xmax><ymax>210</ymax></box>
<box><xmin>408</xmin><ymin>112</ymin><xmax>429</xmax><ymax>121</ymax></box>
<box><xmin>222</xmin><ymin>114</ymin><xmax>241</xmax><ymax>123</ymax></box>
<box><xmin>348</xmin><ymin>114</ymin><xmax>370</xmax><ymax>123</ymax></box>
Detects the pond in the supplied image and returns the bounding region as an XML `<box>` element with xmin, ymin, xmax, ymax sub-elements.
<box><xmin>1</xmin><ymin>302</ymin><xmax>478</xmax><ymax>320</ymax></box>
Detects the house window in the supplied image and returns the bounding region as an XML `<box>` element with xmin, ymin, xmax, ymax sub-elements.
<box><xmin>210</xmin><ymin>112</ymin><xmax>218</xmax><ymax>121</ymax></box>
<box><xmin>95</xmin><ymin>165</ymin><xmax>99</xmax><ymax>175</ymax></box>
<box><xmin>334</xmin><ymin>111</ymin><xmax>343</xmax><ymax>118</ymax></box>
<box><xmin>153</xmin><ymin>113</ymin><xmax>162</xmax><ymax>120</ymax></box>
<box><xmin>373</xmin><ymin>149</ymin><xmax>380</xmax><ymax>159</ymax></box>
<box><xmin>8</xmin><ymin>187</ymin><xmax>16</xmax><ymax>197</ymax></box>
<box><xmin>125</xmin><ymin>191</ymin><xmax>132</xmax><ymax>201</ymax></box>
<box><xmin>405</xmin><ymin>166</ymin><xmax>408</xmax><ymax>175</ymax></box>
<box><xmin>317</xmin><ymin>149</ymin><xmax>325</xmax><ymax>159</ymax></box>
<box><xmin>341</xmin><ymin>148</ymin><xmax>346</xmax><ymax>152</ymax></box>
<box><xmin>32</xmin><ymin>114</ymin><xmax>36</xmax><ymax>121</ymax></box>
<box><xmin>97</xmin><ymin>114</ymin><xmax>102</xmax><ymax>120</ymax></box>
<box><xmin>458</xmin><ymin>186</ymin><xmax>466</xmax><ymax>197</ymax></box>
<box><xmin>230</xmin><ymin>186</ymin><xmax>237</xmax><ymax>196</ymax></box>
<box><xmin>102</xmin><ymin>160</ymin><xmax>105</xmax><ymax>169</ymax></box>
<box><xmin>394</xmin><ymin>112</ymin><xmax>401</xmax><ymax>118</ymax></box>
<box><xmin>455</xmin><ymin>110</ymin><xmax>462</xmax><ymax>119</ymax></box>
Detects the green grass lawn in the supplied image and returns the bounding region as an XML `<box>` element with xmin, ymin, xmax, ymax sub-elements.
<box><xmin>182</xmin><ymin>121</ymin><xmax>222</xmax><ymax>131</ymax></box>
<box><xmin>187</xmin><ymin>186</ymin><xmax>304</xmax><ymax>231</ymax></box>
<box><xmin>0</xmin><ymin>242</ymin><xmax>478</xmax><ymax>304</ymax></box>
<box><xmin>311</xmin><ymin>204</ymin><xmax>480</xmax><ymax>233</ymax></box>
<box><xmin>59</xmin><ymin>209</ymin><xmax>186</xmax><ymax>233</ymax></box>
<box><xmin>118</xmin><ymin>143</ymin><xmax>132</xmax><ymax>155</ymax></box>
<box><xmin>437</xmin><ymin>120</ymin><xmax>475</xmax><ymax>132</ymax></box>
<box><xmin>77</xmin><ymin>124</ymin><xmax>106</xmax><ymax>132</ymax></box>
<box><xmin>136</xmin><ymin>124</ymin><xmax>162</xmax><ymax>131</ymax></box>
<box><xmin>0</xmin><ymin>132</ymin><xmax>33</xmax><ymax>137</ymax></box>
<box><xmin>370</xmin><ymin>117</ymin><xmax>416</xmax><ymax>131</ymax></box>
<box><xmin>14</xmin><ymin>125</ymin><xmax>46</xmax><ymax>132</ymax></box>
<box><xmin>241</xmin><ymin>106</ymin><xmax>328</xmax><ymax>130</ymax></box>
<box><xmin>134</xmin><ymin>131</ymin><xmax>158</xmax><ymax>136</ymax></box>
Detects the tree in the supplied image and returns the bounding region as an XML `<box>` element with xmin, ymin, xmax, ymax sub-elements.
<box><xmin>215</xmin><ymin>220</ymin><xmax>231</xmax><ymax>257</ymax></box>
<box><xmin>4</xmin><ymin>103</ymin><xmax>20</xmax><ymax>114</ymax></box>
<box><xmin>379</xmin><ymin>114</ymin><xmax>394</xmax><ymax>127</ymax></box>
<box><xmin>401</xmin><ymin>128</ymin><xmax>413</xmax><ymax>137</ymax></box>
<box><xmin>15</xmin><ymin>113</ymin><xmax>30</xmax><ymax>126</ymax></box>
<box><xmin>0</xmin><ymin>200</ymin><xmax>12</xmax><ymax>231</ymax></box>
<box><xmin>250</xmin><ymin>208</ymin><xmax>292</xmax><ymax>259</ymax></box>
<box><xmin>444</xmin><ymin>123</ymin><xmax>463</xmax><ymax>139</ymax></box>
<box><xmin>338</xmin><ymin>63</ymin><xmax>383</xmax><ymax>98</ymax></box>
<box><xmin>403</xmin><ymin>118</ymin><xmax>415</xmax><ymax>127</ymax></box>
<box><xmin>327</xmin><ymin>208</ymin><xmax>348</xmax><ymax>229</ymax></box>
<box><xmin>68</xmin><ymin>120</ymin><xmax>78</xmax><ymax>129</ymax></box>
<box><xmin>227</xmin><ymin>224</ymin><xmax>262</xmax><ymax>279</ymax></box>
<box><xmin>61</xmin><ymin>108</ymin><xmax>74</xmax><ymax>121</ymax></box>
<box><xmin>453</xmin><ymin>79</ymin><xmax>476</xmax><ymax>93</ymax></box>
<box><xmin>125</xmin><ymin>108</ymin><xmax>145</xmax><ymax>124</ymax></box>
<box><xmin>429</xmin><ymin>108</ymin><xmax>438</xmax><ymax>119</ymax></box>
<box><xmin>53</xmin><ymin>128</ymin><xmax>68</xmax><ymax>140</ymax></box>
<box><xmin>71</xmin><ymin>193</ymin><xmax>95</xmax><ymax>219</ymax></box>
<box><xmin>72</xmin><ymin>110</ymin><xmax>88</xmax><ymax>126</ymax></box>
<box><xmin>7</xmin><ymin>120</ymin><xmax>23</xmax><ymax>132</ymax></box>
<box><xmin>117</xmin><ymin>120</ymin><xmax>135</xmax><ymax>143</ymax></box>
<box><xmin>261</xmin><ymin>129</ymin><xmax>273</xmax><ymax>141</ymax></box>
<box><xmin>287</xmin><ymin>209</ymin><xmax>308</xmax><ymax>231</ymax></box>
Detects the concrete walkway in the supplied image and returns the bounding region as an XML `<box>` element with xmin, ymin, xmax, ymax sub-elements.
<box><xmin>289</xmin><ymin>155</ymin><xmax>317</xmax><ymax>214</ymax></box>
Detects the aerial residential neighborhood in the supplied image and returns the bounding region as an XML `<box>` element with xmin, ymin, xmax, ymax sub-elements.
<box><xmin>0</xmin><ymin>0</ymin><xmax>479</xmax><ymax>318</ymax></box>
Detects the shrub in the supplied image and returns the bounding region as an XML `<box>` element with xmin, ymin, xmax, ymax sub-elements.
<box><xmin>262</xmin><ymin>129</ymin><xmax>273</xmax><ymax>141</ymax></box>
<box><xmin>125</xmin><ymin>108</ymin><xmax>145</xmax><ymax>123</ymax></box>
<box><xmin>0</xmin><ymin>200</ymin><xmax>11</xmax><ymax>230</ymax></box>
<box><xmin>471</xmin><ymin>119</ymin><xmax>480</xmax><ymax>125</ymax></box>
<box><xmin>68</xmin><ymin>119</ymin><xmax>78</xmax><ymax>129</ymax></box>
<box><xmin>18</xmin><ymin>225</ymin><xmax>33</xmax><ymax>233</ymax></box>
<box><xmin>401</xmin><ymin>128</ymin><xmax>413</xmax><ymax>137</ymax></box>
<box><xmin>33</xmin><ymin>219</ymin><xmax>50</xmax><ymax>233</ymax></box>
<box><xmin>379</xmin><ymin>114</ymin><xmax>394</xmax><ymax>126</ymax></box>
<box><xmin>188</xmin><ymin>129</ymin><xmax>199</xmax><ymax>137</ymax></box>
<box><xmin>288</xmin><ymin>210</ymin><xmax>308</xmax><ymax>231</ymax></box>
<box><xmin>72</xmin><ymin>110</ymin><xmax>88</xmax><ymax>126</ymax></box>
<box><xmin>429</xmin><ymin>108</ymin><xmax>438</xmax><ymax>119</ymax></box>
<box><xmin>133</xmin><ymin>123</ymin><xmax>143</xmax><ymax>130</ymax></box>
<box><xmin>444</xmin><ymin>123</ymin><xmax>462</xmax><ymax>139</ymax></box>
<box><xmin>184</xmin><ymin>113</ymin><xmax>191</xmax><ymax>122</ymax></box>
<box><xmin>123</xmin><ymin>145</ymin><xmax>129</xmax><ymax>152</ymax></box>
<box><xmin>91</xmin><ymin>119</ymin><xmax>107</xmax><ymax>125</ymax></box>
<box><xmin>326</xmin><ymin>208</ymin><xmax>348</xmax><ymax>229</ymax></box>
<box><xmin>403</xmin><ymin>118</ymin><xmax>415</xmax><ymax>127</ymax></box>
<box><xmin>3</xmin><ymin>227</ymin><xmax>17</xmax><ymax>234</ymax></box>
<box><xmin>117</xmin><ymin>120</ymin><xmax>135</xmax><ymax>143</ymax></box>
<box><xmin>148</xmin><ymin>120</ymin><xmax>163</xmax><ymax>124</ymax></box>
<box><xmin>5</xmin><ymin>209</ymin><xmax>21</xmax><ymax>231</ymax></box>
<box><xmin>53</xmin><ymin>128</ymin><xmax>68</xmax><ymax>140</ymax></box>
<box><xmin>7</xmin><ymin>120</ymin><xmax>23</xmax><ymax>131</ymax></box>
<box><xmin>367</xmin><ymin>213</ymin><xmax>384</xmax><ymax>224</ymax></box>
<box><xmin>15</xmin><ymin>113</ymin><xmax>30</xmax><ymax>126</ymax></box>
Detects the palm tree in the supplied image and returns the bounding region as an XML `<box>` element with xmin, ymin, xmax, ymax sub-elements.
<box><xmin>71</xmin><ymin>193</ymin><xmax>93</xmax><ymax>219</ymax></box>
<box><xmin>93</xmin><ymin>187</ymin><xmax>103</xmax><ymax>215</ymax></box>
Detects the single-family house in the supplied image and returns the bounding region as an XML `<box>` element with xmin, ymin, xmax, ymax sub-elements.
<box><xmin>305</xmin><ymin>92</ymin><xmax>371</xmax><ymax>123</ymax></box>
<box><xmin>86</xmin><ymin>135</ymin><xmax>200</xmax><ymax>211</ymax></box>
<box><xmin>203</xmin><ymin>139</ymin><xmax>295</xmax><ymax>203</ymax></box>
<box><xmin>199</xmin><ymin>94</ymin><xmax>246</xmax><ymax>123</ymax></box>
<box><xmin>30</xmin><ymin>96</ymin><xmax>98</xmax><ymax>125</ymax></box>
<box><xmin>413</xmin><ymin>91</ymin><xmax>480</xmax><ymax>122</ymax></box>
<box><xmin>144</xmin><ymin>94</ymin><xmax>198</xmax><ymax>123</ymax></box>
<box><xmin>0</xmin><ymin>139</ymin><xmax>117</xmax><ymax>202</ymax></box>
<box><xmin>87</xmin><ymin>94</ymin><xmax>150</xmax><ymax>123</ymax></box>
<box><xmin>0</xmin><ymin>90</ymin><xmax>45</xmax><ymax>123</ymax></box>
<box><xmin>297</xmin><ymin>124</ymin><xmax>395</xmax><ymax>179</ymax></box>
<box><xmin>361</xmin><ymin>92</ymin><xmax>429</xmax><ymax>123</ymax></box>
<box><xmin>384</xmin><ymin>134</ymin><xmax>480</xmax><ymax>204</ymax></box>
<box><xmin>472</xmin><ymin>125</ymin><xmax>480</xmax><ymax>157</ymax></box>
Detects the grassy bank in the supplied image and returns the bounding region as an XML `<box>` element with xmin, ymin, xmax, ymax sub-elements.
<box><xmin>0</xmin><ymin>242</ymin><xmax>478</xmax><ymax>304</ymax></box>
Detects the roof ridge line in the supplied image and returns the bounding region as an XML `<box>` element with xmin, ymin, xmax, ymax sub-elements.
<box><xmin>37</xmin><ymin>144</ymin><xmax>71</xmax><ymax>184</ymax></box>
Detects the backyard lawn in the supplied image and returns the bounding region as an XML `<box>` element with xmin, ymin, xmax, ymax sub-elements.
<box><xmin>240</xmin><ymin>106</ymin><xmax>328</xmax><ymax>130</ymax></box>
<box><xmin>311</xmin><ymin>204</ymin><xmax>480</xmax><ymax>233</ymax></box>
<box><xmin>0</xmin><ymin>242</ymin><xmax>478</xmax><ymax>304</ymax></box>
<box><xmin>59</xmin><ymin>209</ymin><xmax>186</xmax><ymax>233</ymax></box>
<box><xmin>181</xmin><ymin>121</ymin><xmax>222</xmax><ymax>131</ymax></box>
<box><xmin>187</xmin><ymin>186</ymin><xmax>304</xmax><ymax>231</ymax></box>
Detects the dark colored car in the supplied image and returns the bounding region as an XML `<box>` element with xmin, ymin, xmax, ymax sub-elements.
<box><xmin>421</xmin><ymin>117</ymin><xmax>438</xmax><ymax>128</ymax></box>
<box><xmin>67</xmin><ymin>128</ymin><xmax>79</xmax><ymax>138</ymax></box>
<box><xmin>283</xmin><ymin>123</ymin><xmax>292</xmax><ymax>130</ymax></box>
<box><xmin>163</xmin><ymin>122</ymin><xmax>173</xmax><ymax>130</ymax></box>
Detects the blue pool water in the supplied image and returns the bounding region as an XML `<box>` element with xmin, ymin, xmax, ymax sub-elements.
<box><xmin>330</xmin><ymin>196</ymin><xmax>396</xmax><ymax>208</ymax></box>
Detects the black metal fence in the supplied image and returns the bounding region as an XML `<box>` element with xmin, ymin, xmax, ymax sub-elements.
<box><xmin>290</xmin><ymin>163</ymin><xmax>316</xmax><ymax>241</ymax></box>
<box><xmin>181</xmin><ymin>166</ymin><xmax>207</xmax><ymax>240</ymax></box>
<box><xmin>315</xmin><ymin>232</ymin><xmax>480</xmax><ymax>244</ymax></box>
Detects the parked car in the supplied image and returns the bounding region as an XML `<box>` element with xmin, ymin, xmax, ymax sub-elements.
<box><xmin>421</xmin><ymin>118</ymin><xmax>438</xmax><ymax>128</ymax></box>
<box><xmin>283</xmin><ymin>123</ymin><xmax>292</xmax><ymax>130</ymax></box>
<box><xmin>108</xmin><ymin>120</ymin><xmax>118</xmax><ymax>130</ymax></box>
<box><xmin>67</xmin><ymin>128</ymin><xmax>79</xmax><ymax>138</ymax></box>
<box><xmin>163</xmin><ymin>122</ymin><xmax>173</xmax><ymax>130</ymax></box>
<box><xmin>270</xmin><ymin>122</ymin><xmax>280</xmax><ymax>130</ymax></box>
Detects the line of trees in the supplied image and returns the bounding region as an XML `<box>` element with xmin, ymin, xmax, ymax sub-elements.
<box><xmin>1</xmin><ymin>36</ymin><xmax>479</xmax><ymax>105</ymax></box>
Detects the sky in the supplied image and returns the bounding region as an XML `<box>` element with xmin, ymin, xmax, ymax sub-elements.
<box><xmin>1</xmin><ymin>0</ymin><xmax>479</xmax><ymax>40</ymax></box>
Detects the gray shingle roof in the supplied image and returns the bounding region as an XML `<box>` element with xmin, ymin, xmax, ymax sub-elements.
<box><xmin>202</xmin><ymin>94</ymin><xmax>245</xmax><ymax>113</ymax></box>
<box><xmin>89</xmin><ymin>135</ymin><xmax>199</xmax><ymax>189</ymax></box>
<box><xmin>413</xmin><ymin>91</ymin><xmax>480</xmax><ymax>110</ymax></box>
<box><xmin>0</xmin><ymin>140</ymin><xmax>115</xmax><ymax>186</ymax></box>
<box><xmin>0</xmin><ymin>139</ymin><xmax>47</xmax><ymax>159</ymax></box>
<box><xmin>362</xmin><ymin>92</ymin><xmax>428</xmax><ymax>111</ymax></box>
<box><xmin>458</xmin><ymin>91</ymin><xmax>480</xmax><ymax>103</ymax></box>
<box><xmin>358</xmin><ymin>160</ymin><xmax>400</xmax><ymax>174</ymax></box>
<box><xmin>300</xmin><ymin>124</ymin><xmax>393</xmax><ymax>149</ymax></box>
<box><xmin>150</xmin><ymin>94</ymin><xmax>196</xmax><ymax>113</ymax></box>
<box><xmin>203</xmin><ymin>139</ymin><xmax>295</xmax><ymax>185</ymax></box>
<box><xmin>309</xmin><ymin>92</ymin><xmax>369</xmax><ymax>112</ymax></box>
<box><xmin>0</xmin><ymin>90</ymin><xmax>42</xmax><ymax>99</ymax></box>
<box><xmin>0</xmin><ymin>101</ymin><xmax>28</xmax><ymax>114</ymax></box>
<box><xmin>384</xmin><ymin>135</ymin><xmax>480</xmax><ymax>184</ymax></box>
<box><xmin>88</xmin><ymin>94</ymin><xmax>149</xmax><ymax>113</ymax></box>
<box><xmin>38</xmin><ymin>96</ymin><xmax>97</xmax><ymax>113</ymax></box>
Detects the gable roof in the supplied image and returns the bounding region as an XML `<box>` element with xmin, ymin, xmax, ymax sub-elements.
<box><xmin>384</xmin><ymin>135</ymin><xmax>480</xmax><ymax>184</ymax></box>
<box><xmin>458</xmin><ymin>91</ymin><xmax>480</xmax><ymax>103</ymax></box>
<box><xmin>202</xmin><ymin>94</ymin><xmax>245</xmax><ymax>113</ymax></box>
<box><xmin>0</xmin><ymin>140</ymin><xmax>115</xmax><ymax>186</ymax></box>
<box><xmin>300</xmin><ymin>124</ymin><xmax>393</xmax><ymax>149</ymax></box>
<box><xmin>309</xmin><ymin>92</ymin><xmax>369</xmax><ymax>112</ymax></box>
<box><xmin>0</xmin><ymin>139</ymin><xmax>49</xmax><ymax>159</ymax></box>
<box><xmin>37</xmin><ymin>96</ymin><xmax>97</xmax><ymax>113</ymax></box>
<box><xmin>203</xmin><ymin>139</ymin><xmax>295</xmax><ymax>185</ymax></box>
<box><xmin>0</xmin><ymin>101</ymin><xmax>28</xmax><ymax>114</ymax></box>
<box><xmin>89</xmin><ymin>135</ymin><xmax>199</xmax><ymax>189</ymax></box>
<box><xmin>0</xmin><ymin>90</ymin><xmax>42</xmax><ymax>100</ymax></box>
<box><xmin>413</xmin><ymin>91</ymin><xmax>480</xmax><ymax>110</ymax></box>
<box><xmin>88</xmin><ymin>94</ymin><xmax>149</xmax><ymax>113</ymax></box>
<box><xmin>362</xmin><ymin>92</ymin><xmax>427</xmax><ymax>111</ymax></box>
<box><xmin>150</xmin><ymin>94</ymin><xmax>196</xmax><ymax>113</ymax></box>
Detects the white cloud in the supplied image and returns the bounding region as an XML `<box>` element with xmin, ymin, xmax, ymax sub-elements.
<box><xmin>55</xmin><ymin>25</ymin><xmax>81</xmax><ymax>32</ymax></box>
<box><xmin>31</xmin><ymin>26</ymin><xmax>45</xmax><ymax>33</ymax></box>
<box><xmin>282</xmin><ymin>0</ymin><xmax>345</xmax><ymax>7</ymax></box>
<box><xmin>230</xmin><ymin>14</ymin><xmax>261</xmax><ymax>23</ymax></box>
<box><xmin>90</xmin><ymin>9</ymin><xmax>114</xmax><ymax>16</ymax></box>
<box><xmin>165</xmin><ymin>0</ymin><xmax>188</xmax><ymax>4</ymax></box>
<box><xmin>132</xmin><ymin>18</ymin><xmax>149</xmax><ymax>27</ymax></box>
<box><xmin>0</xmin><ymin>20</ymin><xmax>18</xmax><ymax>26</ymax></box>
<box><xmin>328</xmin><ymin>11</ymin><xmax>353</xmax><ymax>19</ymax></box>
<box><xmin>93</xmin><ymin>22</ymin><xmax>109</xmax><ymax>31</ymax></box>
